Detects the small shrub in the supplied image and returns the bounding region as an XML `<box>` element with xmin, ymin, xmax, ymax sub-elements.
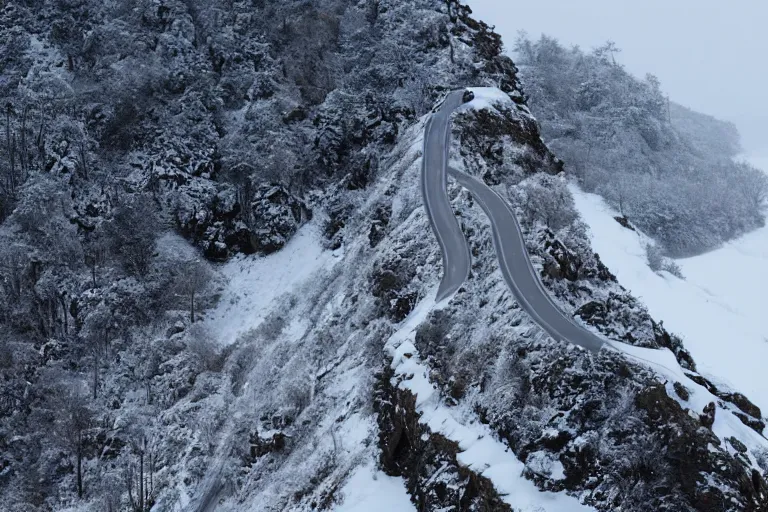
<box><xmin>187</xmin><ymin>326</ymin><xmax>223</xmax><ymax>372</ymax></box>
<box><xmin>662</xmin><ymin>259</ymin><xmax>684</xmax><ymax>279</ymax></box>
<box><xmin>645</xmin><ymin>244</ymin><xmax>663</xmax><ymax>272</ymax></box>
<box><xmin>285</xmin><ymin>382</ymin><xmax>311</xmax><ymax>414</ymax></box>
<box><xmin>228</xmin><ymin>346</ymin><xmax>255</xmax><ymax>396</ymax></box>
<box><xmin>258</xmin><ymin>311</ymin><xmax>287</xmax><ymax>341</ymax></box>
<box><xmin>0</xmin><ymin>340</ymin><xmax>13</xmax><ymax>369</ymax></box>
<box><xmin>646</xmin><ymin>244</ymin><xmax>685</xmax><ymax>278</ymax></box>
<box><xmin>414</xmin><ymin>310</ymin><xmax>453</xmax><ymax>354</ymax></box>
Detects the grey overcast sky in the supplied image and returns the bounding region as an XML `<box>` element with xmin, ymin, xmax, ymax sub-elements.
<box><xmin>465</xmin><ymin>0</ymin><xmax>768</xmax><ymax>156</ymax></box>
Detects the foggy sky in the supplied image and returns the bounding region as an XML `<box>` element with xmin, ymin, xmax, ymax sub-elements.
<box><xmin>466</xmin><ymin>0</ymin><xmax>768</xmax><ymax>155</ymax></box>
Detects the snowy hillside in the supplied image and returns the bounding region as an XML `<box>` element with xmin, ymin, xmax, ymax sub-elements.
<box><xmin>3</xmin><ymin>0</ymin><xmax>768</xmax><ymax>510</ymax></box>
<box><xmin>203</xmin><ymin>222</ymin><xmax>341</xmax><ymax>346</ymax></box>
<box><xmin>571</xmin><ymin>181</ymin><xmax>768</xmax><ymax>417</ymax></box>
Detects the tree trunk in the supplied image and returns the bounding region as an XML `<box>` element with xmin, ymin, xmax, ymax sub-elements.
<box><xmin>190</xmin><ymin>291</ymin><xmax>195</xmax><ymax>324</ymax></box>
<box><xmin>76</xmin><ymin>436</ymin><xmax>83</xmax><ymax>498</ymax></box>
<box><xmin>20</xmin><ymin>105</ymin><xmax>28</xmax><ymax>179</ymax></box>
<box><xmin>79</xmin><ymin>139</ymin><xmax>88</xmax><ymax>180</ymax></box>
<box><xmin>5</xmin><ymin>107</ymin><xmax>15</xmax><ymax>197</ymax></box>
<box><xmin>139</xmin><ymin>450</ymin><xmax>144</xmax><ymax>511</ymax></box>
<box><xmin>126</xmin><ymin>464</ymin><xmax>135</xmax><ymax>510</ymax></box>
<box><xmin>92</xmin><ymin>351</ymin><xmax>98</xmax><ymax>399</ymax></box>
<box><xmin>91</xmin><ymin>264</ymin><xmax>97</xmax><ymax>288</ymax></box>
<box><xmin>36</xmin><ymin>107</ymin><xmax>45</xmax><ymax>167</ymax></box>
<box><xmin>58</xmin><ymin>292</ymin><xmax>68</xmax><ymax>335</ymax></box>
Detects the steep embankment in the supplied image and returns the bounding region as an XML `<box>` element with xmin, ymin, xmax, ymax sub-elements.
<box><xmin>1</xmin><ymin>1</ymin><xmax>767</xmax><ymax>511</ymax></box>
<box><xmin>571</xmin><ymin>165</ymin><xmax>768</xmax><ymax>422</ymax></box>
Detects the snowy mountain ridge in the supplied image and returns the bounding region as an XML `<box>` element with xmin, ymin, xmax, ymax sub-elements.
<box><xmin>1</xmin><ymin>1</ymin><xmax>767</xmax><ymax>511</ymax></box>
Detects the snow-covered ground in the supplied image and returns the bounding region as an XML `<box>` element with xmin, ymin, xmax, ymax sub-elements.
<box><xmin>333</xmin><ymin>462</ymin><xmax>415</xmax><ymax>512</ymax></box>
<box><xmin>203</xmin><ymin>221</ymin><xmax>340</xmax><ymax>345</ymax></box>
<box><xmin>570</xmin><ymin>182</ymin><xmax>768</xmax><ymax>417</ymax></box>
<box><xmin>386</xmin><ymin>292</ymin><xmax>598</xmax><ymax>512</ymax></box>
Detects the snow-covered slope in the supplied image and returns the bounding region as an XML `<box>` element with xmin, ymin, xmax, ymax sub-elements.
<box><xmin>332</xmin><ymin>463</ymin><xmax>414</xmax><ymax>512</ymax></box>
<box><xmin>203</xmin><ymin>221</ymin><xmax>341</xmax><ymax>345</ymax></box>
<box><xmin>571</xmin><ymin>183</ymin><xmax>768</xmax><ymax>416</ymax></box>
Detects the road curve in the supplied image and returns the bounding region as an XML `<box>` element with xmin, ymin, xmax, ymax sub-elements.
<box><xmin>448</xmin><ymin>168</ymin><xmax>604</xmax><ymax>352</ymax></box>
<box><xmin>421</xmin><ymin>88</ymin><xmax>603</xmax><ymax>352</ymax></box>
<box><xmin>422</xmin><ymin>90</ymin><xmax>472</xmax><ymax>302</ymax></box>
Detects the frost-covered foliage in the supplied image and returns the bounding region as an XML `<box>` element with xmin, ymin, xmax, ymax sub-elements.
<box><xmin>1</xmin><ymin>1</ymin><xmax>767</xmax><ymax>511</ymax></box>
<box><xmin>436</xmin><ymin>93</ymin><xmax>768</xmax><ymax>511</ymax></box>
<box><xmin>0</xmin><ymin>0</ymin><xmax>529</xmax><ymax>508</ymax></box>
<box><xmin>514</xmin><ymin>34</ymin><xmax>768</xmax><ymax>256</ymax></box>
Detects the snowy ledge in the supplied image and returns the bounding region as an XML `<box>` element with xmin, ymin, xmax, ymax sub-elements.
<box><xmin>569</xmin><ymin>183</ymin><xmax>768</xmax><ymax>468</ymax></box>
<box><xmin>384</xmin><ymin>293</ymin><xmax>597</xmax><ymax>512</ymax></box>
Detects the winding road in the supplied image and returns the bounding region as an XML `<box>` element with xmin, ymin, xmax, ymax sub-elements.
<box><xmin>422</xmin><ymin>90</ymin><xmax>472</xmax><ymax>302</ymax></box>
<box><xmin>422</xmin><ymin>90</ymin><xmax>605</xmax><ymax>352</ymax></box>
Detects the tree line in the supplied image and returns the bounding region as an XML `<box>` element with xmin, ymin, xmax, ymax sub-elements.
<box><xmin>514</xmin><ymin>33</ymin><xmax>767</xmax><ymax>256</ymax></box>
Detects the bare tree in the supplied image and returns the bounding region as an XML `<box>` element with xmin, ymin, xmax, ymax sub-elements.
<box><xmin>54</xmin><ymin>390</ymin><xmax>93</xmax><ymax>499</ymax></box>
<box><xmin>173</xmin><ymin>259</ymin><xmax>212</xmax><ymax>323</ymax></box>
<box><xmin>125</xmin><ymin>430</ymin><xmax>156</xmax><ymax>511</ymax></box>
<box><xmin>516</xmin><ymin>175</ymin><xmax>577</xmax><ymax>231</ymax></box>
<box><xmin>365</xmin><ymin>0</ymin><xmax>380</xmax><ymax>26</ymax></box>
<box><xmin>602</xmin><ymin>171</ymin><xmax>633</xmax><ymax>217</ymax></box>
<box><xmin>106</xmin><ymin>195</ymin><xmax>159</xmax><ymax>277</ymax></box>
<box><xmin>83</xmin><ymin>228</ymin><xmax>108</xmax><ymax>288</ymax></box>
<box><xmin>83</xmin><ymin>307</ymin><xmax>114</xmax><ymax>398</ymax></box>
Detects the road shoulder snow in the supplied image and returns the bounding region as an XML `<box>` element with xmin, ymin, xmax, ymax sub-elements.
<box><xmin>385</xmin><ymin>292</ymin><xmax>597</xmax><ymax>512</ymax></box>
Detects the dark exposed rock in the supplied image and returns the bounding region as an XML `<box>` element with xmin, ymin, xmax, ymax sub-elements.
<box><xmin>100</xmin><ymin>435</ymin><xmax>126</xmax><ymax>460</ymax></box>
<box><xmin>538</xmin><ymin>229</ymin><xmax>615</xmax><ymax>283</ymax></box>
<box><xmin>541</xmin><ymin>236</ymin><xmax>580</xmax><ymax>281</ymax></box>
<box><xmin>733</xmin><ymin>412</ymin><xmax>766</xmax><ymax>434</ymax></box>
<box><xmin>684</xmin><ymin>373</ymin><xmax>765</xmax><ymax>434</ymax></box>
<box><xmin>590</xmin><ymin>253</ymin><xmax>617</xmax><ymax>282</ymax></box>
<box><xmin>370</xmin><ymin>256</ymin><xmax>418</xmax><ymax>322</ymax></box>
<box><xmin>368</xmin><ymin>202</ymin><xmax>392</xmax><ymax>248</ymax></box>
<box><xmin>673</xmin><ymin>381</ymin><xmax>690</xmax><ymax>401</ymax></box>
<box><xmin>282</xmin><ymin>106</ymin><xmax>307</xmax><ymax>124</ymax></box>
<box><xmin>574</xmin><ymin>301</ymin><xmax>607</xmax><ymax>326</ymax></box>
<box><xmin>614</xmin><ymin>216</ymin><xmax>636</xmax><ymax>231</ymax></box>
<box><xmin>686</xmin><ymin>373</ymin><xmax>719</xmax><ymax>394</ymax></box>
<box><xmin>721</xmin><ymin>392</ymin><xmax>763</xmax><ymax>420</ymax></box>
<box><xmin>324</xmin><ymin>200</ymin><xmax>353</xmax><ymax>250</ymax></box>
<box><xmin>653</xmin><ymin>321</ymin><xmax>697</xmax><ymax>371</ymax></box>
<box><xmin>390</xmin><ymin>293</ymin><xmax>417</xmax><ymax>323</ymax></box>
<box><xmin>728</xmin><ymin>437</ymin><xmax>748</xmax><ymax>454</ymax></box>
<box><xmin>374</xmin><ymin>366</ymin><xmax>512</xmax><ymax>511</ymax></box>
<box><xmin>248</xmin><ymin>431</ymin><xmax>287</xmax><ymax>461</ymax></box>
<box><xmin>633</xmin><ymin>386</ymin><xmax>767</xmax><ymax>510</ymax></box>
<box><xmin>752</xmin><ymin>470</ymin><xmax>766</xmax><ymax>498</ymax></box>
<box><xmin>700</xmin><ymin>402</ymin><xmax>716</xmax><ymax>428</ymax></box>
<box><xmin>455</xmin><ymin>106</ymin><xmax>562</xmax><ymax>185</ymax></box>
<box><xmin>248</xmin><ymin>185</ymin><xmax>307</xmax><ymax>253</ymax></box>
<box><xmin>178</xmin><ymin>183</ymin><xmax>308</xmax><ymax>261</ymax></box>
<box><xmin>574</xmin><ymin>292</ymin><xmax>663</xmax><ymax>347</ymax></box>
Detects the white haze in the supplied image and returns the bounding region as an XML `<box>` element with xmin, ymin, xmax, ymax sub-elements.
<box><xmin>466</xmin><ymin>0</ymin><xmax>768</xmax><ymax>157</ymax></box>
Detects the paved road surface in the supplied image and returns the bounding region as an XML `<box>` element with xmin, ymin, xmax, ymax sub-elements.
<box><xmin>423</xmin><ymin>90</ymin><xmax>604</xmax><ymax>352</ymax></box>
<box><xmin>448</xmin><ymin>168</ymin><xmax>604</xmax><ymax>352</ymax></box>
<box><xmin>422</xmin><ymin>90</ymin><xmax>472</xmax><ymax>302</ymax></box>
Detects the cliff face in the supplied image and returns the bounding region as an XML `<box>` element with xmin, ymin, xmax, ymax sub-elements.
<box><xmin>0</xmin><ymin>1</ymin><xmax>766</xmax><ymax>511</ymax></box>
